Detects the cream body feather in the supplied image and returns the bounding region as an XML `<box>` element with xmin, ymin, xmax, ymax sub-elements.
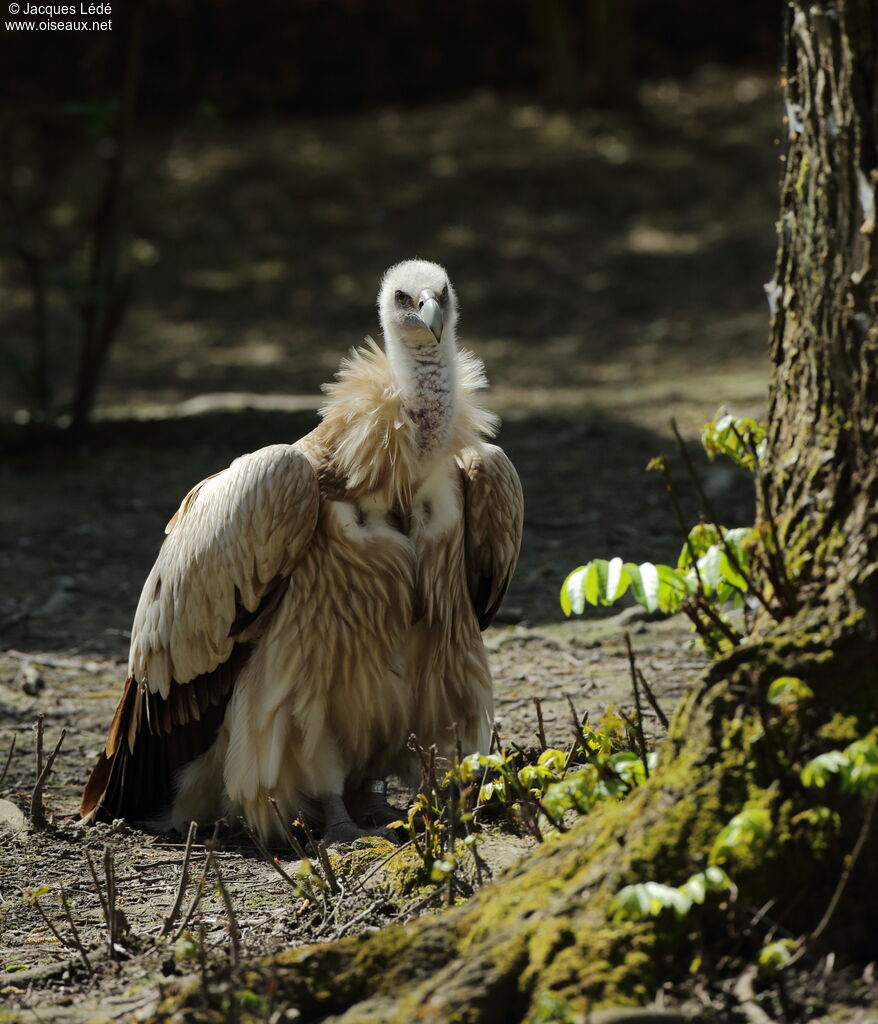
<box><xmin>171</xmin><ymin>343</ymin><xmax>498</xmax><ymax>839</ymax></box>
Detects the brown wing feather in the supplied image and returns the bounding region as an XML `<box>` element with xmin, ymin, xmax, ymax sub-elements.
<box><xmin>457</xmin><ymin>443</ymin><xmax>524</xmax><ymax>630</ymax></box>
<box><xmin>81</xmin><ymin>644</ymin><xmax>250</xmax><ymax>824</ymax></box>
<box><xmin>81</xmin><ymin>444</ymin><xmax>320</xmax><ymax>827</ymax></box>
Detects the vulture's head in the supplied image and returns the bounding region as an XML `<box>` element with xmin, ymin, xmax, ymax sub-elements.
<box><xmin>378</xmin><ymin>260</ymin><xmax>458</xmax><ymax>352</ymax></box>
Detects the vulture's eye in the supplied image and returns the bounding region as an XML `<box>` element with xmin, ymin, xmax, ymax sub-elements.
<box><xmin>439</xmin><ymin>284</ymin><xmax>449</xmax><ymax>305</ymax></box>
<box><xmin>395</xmin><ymin>290</ymin><xmax>413</xmax><ymax>309</ymax></box>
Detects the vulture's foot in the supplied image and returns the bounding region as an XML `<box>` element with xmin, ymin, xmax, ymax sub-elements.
<box><xmin>321</xmin><ymin>820</ymin><xmax>400</xmax><ymax>847</ymax></box>
<box><xmin>346</xmin><ymin>780</ymin><xmax>407</xmax><ymax>830</ymax></box>
<box><xmin>320</xmin><ymin>792</ymin><xmax>400</xmax><ymax>847</ymax></box>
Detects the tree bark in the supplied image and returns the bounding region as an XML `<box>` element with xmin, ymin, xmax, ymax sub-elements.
<box><xmin>149</xmin><ymin>4</ymin><xmax>878</xmax><ymax>1021</ymax></box>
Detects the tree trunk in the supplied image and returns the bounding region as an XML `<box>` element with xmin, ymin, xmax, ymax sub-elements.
<box><xmin>150</xmin><ymin>4</ymin><xmax>878</xmax><ymax>1021</ymax></box>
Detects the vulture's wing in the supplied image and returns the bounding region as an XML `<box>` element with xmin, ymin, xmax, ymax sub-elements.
<box><xmin>81</xmin><ymin>444</ymin><xmax>320</xmax><ymax>823</ymax></box>
<box><xmin>457</xmin><ymin>444</ymin><xmax>523</xmax><ymax>629</ymax></box>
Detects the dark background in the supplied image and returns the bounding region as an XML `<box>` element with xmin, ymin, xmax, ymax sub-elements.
<box><xmin>3</xmin><ymin>1</ymin><xmax>779</xmax><ymax>117</ymax></box>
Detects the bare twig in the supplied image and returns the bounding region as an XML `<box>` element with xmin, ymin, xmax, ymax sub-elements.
<box><xmin>533</xmin><ymin>697</ymin><xmax>548</xmax><ymax>752</ymax></box>
<box><xmin>34</xmin><ymin>714</ymin><xmax>44</xmax><ymax>784</ymax></box>
<box><xmin>30</xmin><ymin>725</ymin><xmax>65</xmax><ymax>829</ymax></box>
<box><xmin>315</xmin><ymin>841</ymin><xmax>340</xmax><ymax>897</ymax></box>
<box><xmin>30</xmin><ymin>894</ymin><xmax>70</xmax><ymax>949</ymax></box>
<box><xmin>205</xmin><ymin>842</ymin><xmax>240</xmax><ymax>966</ymax></box>
<box><xmin>240</xmin><ymin>818</ymin><xmax>301</xmax><ymax>890</ymax></box>
<box><xmin>84</xmin><ymin>849</ymin><xmax>111</xmax><ymax>940</ymax></box>
<box><xmin>161</xmin><ymin>821</ymin><xmax>198</xmax><ymax>937</ymax></box>
<box><xmin>565</xmin><ymin>694</ymin><xmax>588</xmax><ymax>754</ymax></box>
<box><xmin>268</xmin><ymin>797</ymin><xmax>310</xmax><ymax>862</ymax></box>
<box><xmin>624</xmin><ymin>634</ymin><xmax>650</xmax><ymax>778</ymax></box>
<box><xmin>0</xmin><ymin>734</ymin><xmax>16</xmax><ymax>788</ymax></box>
<box><xmin>171</xmin><ymin>822</ymin><xmax>219</xmax><ymax>942</ymax></box>
<box><xmin>102</xmin><ymin>844</ymin><xmax>122</xmax><ymax>956</ymax></box>
<box><xmin>58</xmin><ymin>886</ymin><xmax>94</xmax><ymax>975</ymax></box>
<box><xmin>636</xmin><ymin>668</ymin><xmax>669</xmax><ymax>729</ymax></box>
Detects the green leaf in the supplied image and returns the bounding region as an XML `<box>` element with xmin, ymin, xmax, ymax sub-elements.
<box><xmin>801</xmin><ymin>750</ymin><xmax>849</xmax><ymax>788</ymax></box>
<box><xmin>655</xmin><ymin>564</ymin><xmax>693</xmax><ymax>613</ymax></box>
<box><xmin>710</xmin><ymin>807</ymin><xmax>772</xmax><ymax>865</ymax></box>
<box><xmin>758</xmin><ymin>939</ymin><xmax>796</xmax><ymax>972</ymax></box>
<box><xmin>767</xmin><ymin>676</ymin><xmax>814</xmax><ymax>707</ymax></box>
<box><xmin>610</xmin><ymin>882</ymin><xmax>692</xmax><ymax>920</ymax></box>
<box><xmin>701</xmin><ymin>413</ymin><xmax>767</xmax><ymax>471</ymax></box>
<box><xmin>680</xmin><ymin>866</ymin><xmax>730</xmax><ymax>906</ymax></box>
<box><xmin>560</xmin><ymin>565</ymin><xmax>589</xmax><ymax>616</ymax></box>
<box><xmin>624</xmin><ymin>562</ymin><xmax>660</xmax><ymax>613</ymax></box>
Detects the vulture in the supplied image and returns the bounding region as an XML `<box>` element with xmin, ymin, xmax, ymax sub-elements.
<box><xmin>81</xmin><ymin>260</ymin><xmax>523</xmax><ymax>844</ymax></box>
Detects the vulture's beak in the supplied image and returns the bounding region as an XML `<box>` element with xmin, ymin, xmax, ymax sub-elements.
<box><xmin>417</xmin><ymin>291</ymin><xmax>443</xmax><ymax>342</ymax></box>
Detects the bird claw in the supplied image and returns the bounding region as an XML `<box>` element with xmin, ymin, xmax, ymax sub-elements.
<box><xmin>321</xmin><ymin>819</ymin><xmax>399</xmax><ymax>847</ymax></box>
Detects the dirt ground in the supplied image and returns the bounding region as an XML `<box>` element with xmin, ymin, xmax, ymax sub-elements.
<box><xmin>3</xmin><ymin>69</ymin><xmax>872</xmax><ymax>1022</ymax></box>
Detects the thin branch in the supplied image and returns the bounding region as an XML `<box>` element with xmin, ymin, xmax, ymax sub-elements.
<box><xmin>0</xmin><ymin>734</ymin><xmax>16</xmax><ymax>788</ymax></box>
<box><xmin>268</xmin><ymin>797</ymin><xmax>310</xmax><ymax>862</ymax></box>
<box><xmin>161</xmin><ymin>821</ymin><xmax>198</xmax><ymax>937</ymax></box>
<box><xmin>84</xmin><ymin>849</ymin><xmax>111</xmax><ymax>941</ymax></box>
<box><xmin>171</xmin><ymin>822</ymin><xmax>219</xmax><ymax>942</ymax></box>
<box><xmin>636</xmin><ymin>668</ymin><xmax>669</xmax><ymax>729</ymax></box>
<box><xmin>205</xmin><ymin>843</ymin><xmax>240</xmax><ymax>966</ymax></box>
<box><xmin>58</xmin><ymin>886</ymin><xmax>94</xmax><ymax>976</ymax></box>
<box><xmin>624</xmin><ymin>633</ymin><xmax>650</xmax><ymax>778</ymax></box>
<box><xmin>533</xmin><ymin>697</ymin><xmax>548</xmax><ymax>752</ymax></box>
<box><xmin>30</xmin><ymin>726</ymin><xmax>65</xmax><ymax>829</ymax></box>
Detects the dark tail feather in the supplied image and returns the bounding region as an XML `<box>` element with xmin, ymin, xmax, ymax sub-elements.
<box><xmin>80</xmin><ymin>647</ymin><xmax>248</xmax><ymax>827</ymax></box>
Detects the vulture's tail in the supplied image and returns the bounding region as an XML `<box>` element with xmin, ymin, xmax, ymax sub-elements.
<box><xmin>80</xmin><ymin>647</ymin><xmax>248</xmax><ymax>826</ymax></box>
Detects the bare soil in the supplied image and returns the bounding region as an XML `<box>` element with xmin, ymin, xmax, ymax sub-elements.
<box><xmin>3</xmin><ymin>69</ymin><xmax>870</xmax><ymax>1022</ymax></box>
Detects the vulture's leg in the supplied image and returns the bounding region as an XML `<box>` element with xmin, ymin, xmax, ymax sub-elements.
<box><xmin>346</xmin><ymin>779</ymin><xmax>406</xmax><ymax>829</ymax></box>
<box><xmin>321</xmin><ymin>793</ymin><xmax>398</xmax><ymax>846</ymax></box>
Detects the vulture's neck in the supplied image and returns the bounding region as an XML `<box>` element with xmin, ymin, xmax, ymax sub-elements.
<box><xmin>318</xmin><ymin>337</ymin><xmax>498</xmax><ymax>508</ymax></box>
<box><xmin>387</xmin><ymin>338</ymin><xmax>457</xmax><ymax>460</ymax></box>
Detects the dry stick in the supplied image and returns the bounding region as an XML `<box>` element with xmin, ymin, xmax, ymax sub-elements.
<box><xmin>34</xmin><ymin>714</ymin><xmax>44</xmax><ymax>780</ymax></box>
<box><xmin>161</xmin><ymin>821</ymin><xmax>198</xmax><ymax>937</ymax></box>
<box><xmin>565</xmin><ymin>694</ymin><xmax>588</xmax><ymax>754</ymax></box>
<box><xmin>205</xmin><ymin>843</ymin><xmax>240</xmax><ymax>966</ymax></box>
<box><xmin>268</xmin><ymin>797</ymin><xmax>310</xmax><ymax>862</ymax></box>
<box><xmin>30</xmin><ymin>726</ymin><xmax>65</xmax><ymax>829</ymax></box>
<box><xmin>784</xmin><ymin>791</ymin><xmax>878</xmax><ymax>971</ymax></box>
<box><xmin>103</xmin><ymin>845</ymin><xmax>120</xmax><ymax>956</ymax></box>
<box><xmin>671</xmin><ymin>418</ymin><xmax>778</xmax><ymax>619</ymax></box>
<box><xmin>83</xmin><ymin>849</ymin><xmax>111</xmax><ymax>943</ymax></box>
<box><xmin>624</xmin><ymin>633</ymin><xmax>650</xmax><ymax>778</ymax></box>
<box><xmin>655</xmin><ymin>453</ymin><xmax>741</xmax><ymax>647</ymax></box>
<box><xmin>30</xmin><ymin>894</ymin><xmax>70</xmax><ymax>949</ymax></box>
<box><xmin>172</xmin><ymin>821</ymin><xmax>219</xmax><ymax>942</ymax></box>
<box><xmin>57</xmin><ymin>887</ymin><xmax>94</xmax><ymax>976</ymax></box>
<box><xmin>295</xmin><ymin>809</ymin><xmax>337</xmax><ymax>899</ymax></box>
<box><xmin>636</xmin><ymin>668</ymin><xmax>669</xmax><ymax>730</ymax></box>
<box><xmin>533</xmin><ymin>697</ymin><xmax>548</xmax><ymax>753</ymax></box>
<box><xmin>0</xmin><ymin>733</ymin><xmax>16</xmax><ymax>788</ymax></box>
<box><xmin>240</xmin><ymin>818</ymin><xmax>300</xmax><ymax>889</ymax></box>
<box><xmin>315</xmin><ymin>841</ymin><xmax>340</xmax><ymax>897</ymax></box>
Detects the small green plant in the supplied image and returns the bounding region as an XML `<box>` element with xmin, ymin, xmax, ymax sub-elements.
<box><xmin>800</xmin><ymin>732</ymin><xmax>878</xmax><ymax>796</ymax></box>
<box><xmin>610</xmin><ymin>866</ymin><xmax>731</xmax><ymax>922</ymax></box>
<box><xmin>560</xmin><ymin>413</ymin><xmax>794</xmax><ymax>655</ymax></box>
